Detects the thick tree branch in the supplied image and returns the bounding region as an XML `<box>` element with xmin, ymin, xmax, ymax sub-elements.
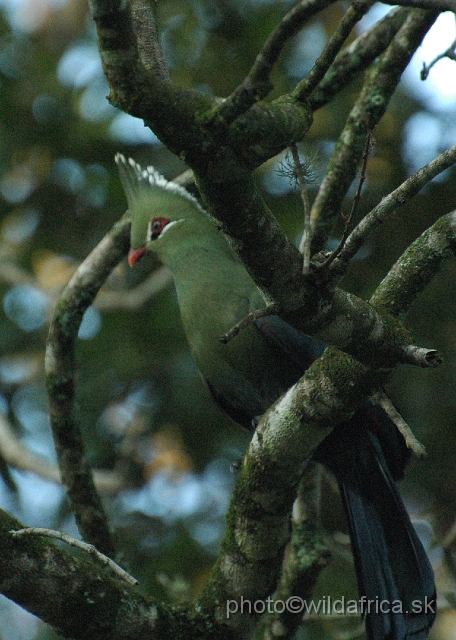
<box><xmin>370</xmin><ymin>210</ymin><xmax>456</xmax><ymax>317</ymax></box>
<box><xmin>45</xmin><ymin>215</ymin><xmax>130</xmax><ymax>557</ymax></box>
<box><xmin>227</xmin><ymin>96</ymin><xmax>313</xmax><ymax>169</ymax></box>
<box><xmin>254</xmin><ymin>465</ymin><xmax>330</xmax><ymax>640</ymax></box>
<box><xmin>89</xmin><ymin>0</ymin><xmax>217</xmax><ymax>141</ymax></box>
<box><xmin>88</xmin><ymin>0</ymin><xmax>146</xmax><ymax>111</ymax></box>
<box><xmin>197</xmin><ymin>348</ymin><xmax>379</xmax><ymax>637</ymax></box>
<box><xmin>308</xmin><ymin>8</ymin><xmax>438</xmax><ymax>255</ymax></box>
<box><xmin>0</xmin><ymin>509</ymin><xmax>229</xmax><ymax>640</ymax></box>
<box><xmin>12</xmin><ymin>528</ymin><xmax>138</xmax><ymax>586</ymax></box>
<box><xmin>129</xmin><ymin>0</ymin><xmax>169</xmax><ymax>80</ymax></box>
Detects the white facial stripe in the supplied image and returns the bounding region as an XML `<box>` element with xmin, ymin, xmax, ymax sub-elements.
<box><xmin>161</xmin><ymin>219</ymin><xmax>182</xmax><ymax>237</ymax></box>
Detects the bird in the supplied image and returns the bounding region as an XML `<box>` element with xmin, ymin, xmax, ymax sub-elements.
<box><xmin>116</xmin><ymin>153</ymin><xmax>436</xmax><ymax>640</ymax></box>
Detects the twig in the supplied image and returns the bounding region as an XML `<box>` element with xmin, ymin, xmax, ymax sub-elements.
<box><xmin>372</xmin><ymin>389</ymin><xmax>426</xmax><ymax>456</ymax></box>
<box><xmin>308</xmin><ymin>7</ymin><xmax>410</xmax><ymax>110</ymax></box>
<box><xmin>205</xmin><ymin>0</ymin><xmax>335</xmax><ymax>127</ymax></box>
<box><xmin>219</xmin><ymin>304</ymin><xmax>279</xmax><ymax>344</ymax></box>
<box><xmin>333</xmin><ymin>144</ymin><xmax>456</xmax><ymax>268</ymax></box>
<box><xmin>421</xmin><ymin>37</ymin><xmax>456</xmax><ymax>80</ymax></box>
<box><xmin>320</xmin><ymin>128</ymin><xmax>374</xmax><ymax>270</ymax></box>
<box><xmin>0</xmin><ymin>412</ymin><xmax>132</xmax><ymax>494</ymax></box>
<box><xmin>45</xmin><ymin>215</ymin><xmax>130</xmax><ymax>558</ymax></box>
<box><xmin>308</xmin><ymin>9</ymin><xmax>438</xmax><ymax>255</ymax></box>
<box><xmin>10</xmin><ymin>527</ymin><xmax>138</xmax><ymax>586</ymax></box>
<box><xmin>399</xmin><ymin>346</ymin><xmax>442</xmax><ymax>368</ymax></box>
<box><xmin>291</xmin><ymin>145</ymin><xmax>312</xmax><ymax>274</ymax></box>
<box><xmin>381</xmin><ymin>0</ymin><xmax>456</xmax><ymax>11</ymax></box>
<box><xmin>294</xmin><ymin>0</ymin><xmax>376</xmax><ymax>101</ymax></box>
<box><xmin>95</xmin><ymin>265</ymin><xmax>173</xmax><ymax>311</ymax></box>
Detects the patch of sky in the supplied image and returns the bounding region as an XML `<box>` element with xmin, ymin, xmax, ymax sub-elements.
<box><xmin>57</xmin><ymin>42</ymin><xmax>102</xmax><ymax>89</ymax></box>
<box><xmin>110</xmin><ymin>113</ymin><xmax>162</xmax><ymax>145</ymax></box>
<box><xmin>78</xmin><ymin>306</ymin><xmax>102</xmax><ymax>340</ymax></box>
<box><xmin>0</xmin><ymin>358</ymin><xmax>33</xmax><ymax>386</ymax></box>
<box><xmin>51</xmin><ymin>157</ymin><xmax>85</xmax><ymax>193</ymax></box>
<box><xmin>161</xmin><ymin>13</ymin><xmax>207</xmax><ymax>69</ymax></box>
<box><xmin>0</xmin><ymin>165</ymin><xmax>37</xmax><ymax>203</ymax></box>
<box><xmin>0</xmin><ymin>595</ymin><xmax>38</xmax><ymax>640</ymax></box>
<box><xmin>9</xmin><ymin>468</ymin><xmax>64</xmax><ymax>525</ymax></box>
<box><xmin>3</xmin><ymin>285</ymin><xmax>51</xmax><ymax>331</ymax></box>
<box><xmin>403</xmin><ymin>111</ymin><xmax>456</xmax><ymax>181</ymax></box>
<box><xmin>284</xmin><ymin>22</ymin><xmax>327</xmax><ymax>79</ymax></box>
<box><xmin>120</xmin><ymin>455</ymin><xmax>234</xmax><ymax>549</ymax></box>
<box><xmin>1</xmin><ymin>209</ymin><xmax>39</xmax><ymax>244</ymax></box>
<box><xmin>402</xmin><ymin>12</ymin><xmax>456</xmax><ymax>112</ymax></box>
<box><xmin>79</xmin><ymin>75</ymin><xmax>116</xmax><ymax>122</ymax></box>
<box><xmin>11</xmin><ymin>384</ymin><xmax>49</xmax><ymax>434</ymax></box>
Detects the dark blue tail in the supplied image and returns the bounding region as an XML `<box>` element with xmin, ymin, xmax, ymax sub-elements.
<box><xmin>315</xmin><ymin>404</ymin><xmax>436</xmax><ymax>640</ymax></box>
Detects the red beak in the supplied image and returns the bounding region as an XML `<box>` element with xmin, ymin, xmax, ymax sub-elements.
<box><xmin>128</xmin><ymin>246</ymin><xmax>147</xmax><ymax>267</ymax></box>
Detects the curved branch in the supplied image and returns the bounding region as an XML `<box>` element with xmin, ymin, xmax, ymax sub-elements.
<box><xmin>45</xmin><ymin>215</ymin><xmax>130</xmax><ymax>557</ymax></box>
<box><xmin>197</xmin><ymin>348</ymin><xmax>378</xmax><ymax>636</ymax></box>
<box><xmin>370</xmin><ymin>210</ymin><xmax>456</xmax><ymax>316</ymax></box>
<box><xmin>334</xmin><ymin>145</ymin><xmax>456</xmax><ymax>270</ymax></box>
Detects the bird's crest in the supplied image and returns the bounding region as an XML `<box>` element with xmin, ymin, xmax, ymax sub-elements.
<box><xmin>115</xmin><ymin>153</ymin><xmax>204</xmax><ymax>212</ymax></box>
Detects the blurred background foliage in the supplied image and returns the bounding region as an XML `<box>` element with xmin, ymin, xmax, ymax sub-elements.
<box><xmin>0</xmin><ymin>1</ymin><xmax>456</xmax><ymax>638</ymax></box>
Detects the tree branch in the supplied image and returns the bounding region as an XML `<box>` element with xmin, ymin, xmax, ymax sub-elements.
<box><xmin>205</xmin><ymin>0</ymin><xmax>336</xmax><ymax>127</ymax></box>
<box><xmin>294</xmin><ymin>0</ymin><xmax>376</xmax><ymax>100</ymax></box>
<box><xmin>254</xmin><ymin>465</ymin><xmax>330</xmax><ymax>640</ymax></box>
<box><xmin>45</xmin><ymin>215</ymin><xmax>130</xmax><ymax>557</ymax></box>
<box><xmin>88</xmin><ymin>0</ymin><xmax>146</xmax><ymax>111</ymax></box>
<box><xmin>197</xmin><ymin>347</ymin><xmax>380</xmax><ymax>637</ymax></box>
<box><xmin>308</xmin><ymin>8</ymin><xmax>438</xmax><ymax>255</ymax></box>
<box><xmin>370</xmin><ymin>210</ymin><xmax>456</xmax><ymax>317</ymax></box>
<box><xmin>0</xmin><ymin>509</ymin><xmax>229</xmax><ymax>640</ymax></box>
<box><xmin>11</xmin><ymin>528</ymin><xmax>138</xmax><ymax>586</ymax></box>
<box><xmin>333</xmin><ymin>145</ymin><xmax>456</xmax><ymax>270</ymax></box>
<box><xmin>381</xmin><ymin>0</ymin><xmax>456</xmax><ymax>11</ymax></box>
<box><xmin>308</xmin><ymin>6</ymin><xmax>410</xmax><ymax>110</ymax></box>
<box><xmin>129</xmin><ymin>0</ymin><xmax>169</xmax><ymax>80</ymax></box>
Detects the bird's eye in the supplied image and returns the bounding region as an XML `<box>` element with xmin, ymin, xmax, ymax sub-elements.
<box><xmin>148</xmin><ymin>217</ymin><xmax>171</xmax><ymax>241</ymax></box>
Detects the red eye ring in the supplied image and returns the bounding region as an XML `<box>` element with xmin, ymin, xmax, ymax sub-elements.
<box><xmin>148</xmin><ymin>217</ymin><xmax>171</xmax><ymax>241</ymax></box>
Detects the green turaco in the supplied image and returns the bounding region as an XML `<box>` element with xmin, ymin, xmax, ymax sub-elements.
<box><xmin>116</xmin><ymin>153</ymin><xmax>436</xmax><ymax>640</ymax></box>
